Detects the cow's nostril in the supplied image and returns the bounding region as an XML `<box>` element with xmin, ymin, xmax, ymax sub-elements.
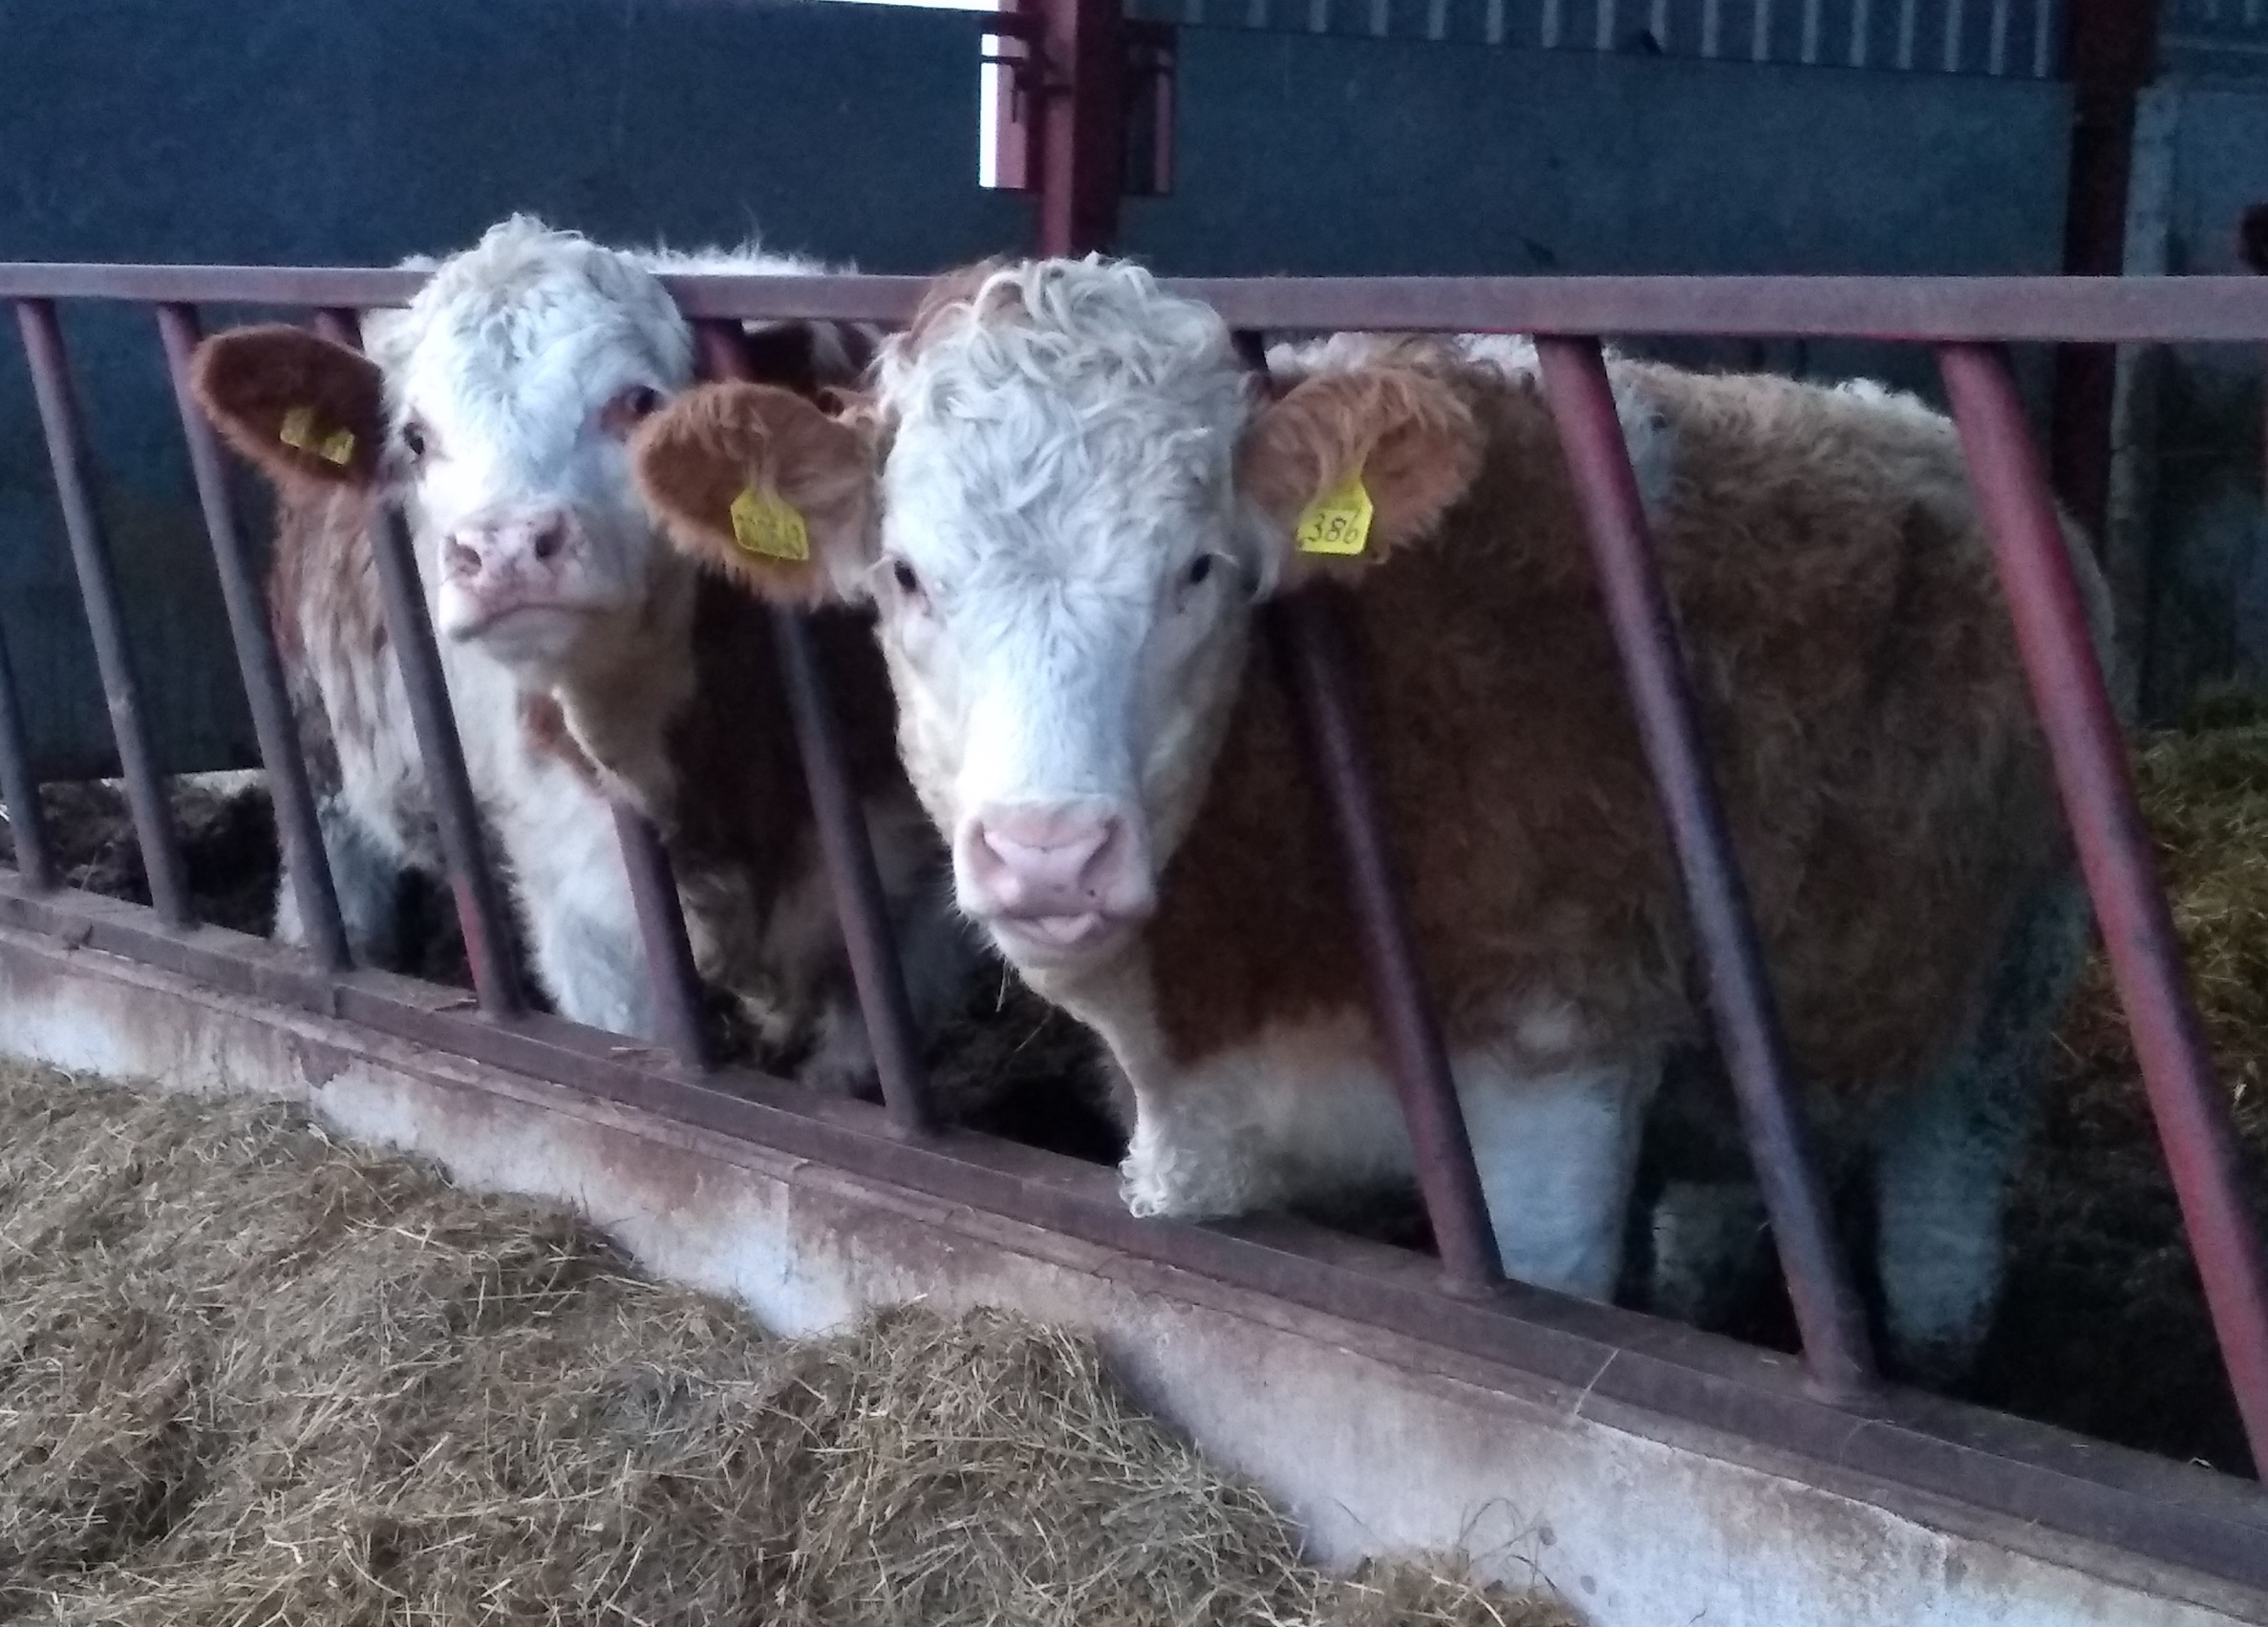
<box><xmin>531</xmin><ymin>519</ymin><xmax>567</xmax><ymax>563</ymax></box>
<box><xmin>444</xmin><ymin>539</ymin><xmax>482</xmax><ymax>577</ymax></box>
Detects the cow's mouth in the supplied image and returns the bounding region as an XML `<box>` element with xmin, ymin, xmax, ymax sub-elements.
<box><xmin>985</xmin><ymin>909</ymin><xmax>1135</xmax><ymax>968</ymax></box>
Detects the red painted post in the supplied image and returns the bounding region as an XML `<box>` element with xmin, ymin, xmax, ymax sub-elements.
<box><xmin>2048</xmin><ymin>0</ymin><xmax>2161</xmax><ymax>541</ymax></box>
<box><xmin>1942</xmin><ymin>342</ymin><xmax>2268</xmax><ymax>1472</ymax></box>
<box><xmin>1022</xmin><ymin>0</ymin><xmax>1126</xmax><ymax>257</ymax></box>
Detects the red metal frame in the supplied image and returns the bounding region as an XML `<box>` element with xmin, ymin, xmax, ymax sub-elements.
<box><xmin>8</xmin><ymin>262</ymin><xmax>2268</xmax><ymax>1465</ymax></box>
<box><xmin>2049</xmin><ymin>0</ymin><xmax>2161</xmax><ymax>539</ymax></box>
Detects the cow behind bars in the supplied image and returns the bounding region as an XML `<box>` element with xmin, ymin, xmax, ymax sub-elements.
<box><xmin>631</xmin><ymin>257</ymin><xmax>2106</xmax><ymax>1380</ymax></box>
<box><xmin>188</xmin><ymin>217</ymin><xmax>973</xmax><ymax>1089</ymax></box>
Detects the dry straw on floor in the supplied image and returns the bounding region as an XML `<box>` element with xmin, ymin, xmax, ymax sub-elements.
<box><xmin>1976</xmin><ymin>684</ymin><xmax>2268</xmax><ymax>1475</ymax></box>
<box><xmin>0</xmin><ymin>1065</ymin><xmax>1572</xmax><ymax>1627</ymax></box>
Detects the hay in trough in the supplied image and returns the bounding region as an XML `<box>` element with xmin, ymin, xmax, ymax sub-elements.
<box><xmin>0</xmin><ymin>1065</ymin><xmax>1568</xmax><ymax>1627</ymax></box>
<box><xmin>1975</xmin><ymin>683</ymin><xmax>2268</xmax><ymax>1476</ymax></box>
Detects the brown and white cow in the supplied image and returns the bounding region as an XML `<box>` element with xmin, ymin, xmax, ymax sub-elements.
<box><xmin>630</xmin><ymin>258</ymin><xmax>2107</xmax><ymax>1377</ymax></box>
<box><xmin>191</xmin><ymin>217</ymin><xmax>971</xmax><ymax>1085</ymax></box>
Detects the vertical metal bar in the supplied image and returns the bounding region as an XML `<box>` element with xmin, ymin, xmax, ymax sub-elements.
<box><xmin>366</xmin><ymin>502</ymin><xmax>524</xmax><ymax>1017</ymax></box>
<box><xmin>0</xmin><ymin>615</ymin><xmax>53</xmax><ymax>891</ymax></box>
<box><xmin>2049</xmin><ymin>0</ymin><xmax>2159</xmax><ymax>538</ymax></box>
<box><xmin>154</xmin><ymin>302</ymin><xmax>351</xmax><ymax>970</ymax></box>
<box><xmin>1024</xmin><ymin>0</ymin><xmax>1126</xmax><ymax>257</ymax></box>
<box><xmin>1940</xmin><ymin>342</ymin><xmax>2268</xmax><ymax>1469</ymax></box>
<box><xmin>1271</xmin><ymin>589</ymin><xmax>1507</xmax><ymax>1296</ymax></box>
<box><xmin>1230</xmin><ymin>329</ymin><xmax>1501</xmax><ymax>1295</ymax></box>
<box><xmin>696</xmin><ymin>320</ymin><xmax>934</xmax><ymax>1136</ymax></box>
<box><xmin>610</xmin><ymin>803</ymin><xmax>713</xmax><ymax>1067</ymax></box>
<box><xmin>312</xmin><ymin>309</ymin><xmax>523</xmax><ymax>1015</ymax></box>
<box><xmin>13</xmin><ymin>298</ymin><xmax>194</xmax><ymax>928</ymax></box>
<box><xmin>1537</xmin><ymin>335</ymin><xmax>1876</xmax><ymax>1400</ymax></box>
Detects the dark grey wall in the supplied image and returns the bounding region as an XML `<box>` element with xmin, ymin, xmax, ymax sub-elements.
<box><xmin>3</xmin><ymin>0</ymin><xmax>2082</xmax><ymax>773</ymax></box>
<box><xmin>2116</xmin><ymin>83</ymin><xmax>2268</xmax><ymax>713</ymax></box>
<box><xmin>0</xmin><ymin>0</ymin><xmax>1025</xmax><ymax>777</ymax></box>
<box><xmin>1124</xmin><ymin>29</ymin><xmax>2071</xmax><ymax>396</ymax></box>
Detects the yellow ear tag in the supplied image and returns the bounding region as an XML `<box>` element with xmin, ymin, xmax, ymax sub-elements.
<box><xmin>1294</xmin><ymin>471</ymin><xmax>1374</xmax><ymax>557</ymax></box>
<box><xmin>278</xmin><ymin>406</ymin><xmax>355</xmax><ymax>466</ymax></box>
<box><xmin>277</xmin><ymin>406</ymin><xmax>316</xmax><ymax>451</ymax></box>
<box><xmin>729</xmin><ymin>484</ymin><xmax>810</xmax><ymax>563</ymax></box>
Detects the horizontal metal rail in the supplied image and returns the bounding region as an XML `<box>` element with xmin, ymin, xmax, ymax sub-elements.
<box><xmin>11</xmin><ymin>266</ymin><xmax>2268</xmax><ymax>341</ymax></box>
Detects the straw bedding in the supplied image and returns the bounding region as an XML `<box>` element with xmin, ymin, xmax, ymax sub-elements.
<box><xmin>1970</xmin><ymin>684</ymin><xmax>2268</xmax><ymax>1476</ymax></box>
<box><xmin>7</xmin><ymin>688</ymin><xmax>2267</xmax><ymax>1475</ymax></box>
<box><xmin>0</xmin><ymin>1063</ymin><xmax>1568</xmax><ymax>1627</ymax></box>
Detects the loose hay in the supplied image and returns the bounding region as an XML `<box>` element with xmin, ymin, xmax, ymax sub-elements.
<box><xmin>0</xmin><ymin>1066</ymin><xmax>1569</xmax><ymax>1627</ymax></box>
<box><xmin>1974</xmin><ymin>684</ymin><xmax>2268</xmax><ymax>1476</ymax></box>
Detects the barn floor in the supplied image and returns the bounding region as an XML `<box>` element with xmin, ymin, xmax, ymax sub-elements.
<box><xmin>4</xmin><ymin>688</ymin><xmax>2265</xmax><ymax>1480</ymax></box>
<box><xmin>0</xmin><ymin>1063</ymin><xmax>1566</xmax><ymax>1627</ymax></box>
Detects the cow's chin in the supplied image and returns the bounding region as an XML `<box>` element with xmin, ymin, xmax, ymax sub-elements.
<box><xmin>982</xmin><ymin>909</ymin><xmax>1141</xmax><ymax>978</ymax></box>
<box><xmin>440</xmin><ymin>595</ymin><xmax>601</xmax><ymax>675</ymax></box>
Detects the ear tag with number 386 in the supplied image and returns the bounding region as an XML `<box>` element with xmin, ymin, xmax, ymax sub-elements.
<box><xmin>1294</xmin><ymin>471</ymin><xmax>1374</xmax><ymax>558</ymax></box>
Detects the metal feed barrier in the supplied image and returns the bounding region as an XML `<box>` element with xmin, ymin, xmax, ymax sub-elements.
<box><xmin>3</xmin><ymin>262</ymin><xmax>2268</xmax><ymax>1599</ymax></box>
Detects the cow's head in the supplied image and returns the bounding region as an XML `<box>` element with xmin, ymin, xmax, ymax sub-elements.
<box><xmin>192</xmin><ymin>217</ymin><xmax>723</xmax><ymax>688</ymax></box>
<box><xmin>632</xmin><ymin>258</ymin><xmax>1485</xmax><ymax>979</ymax></box>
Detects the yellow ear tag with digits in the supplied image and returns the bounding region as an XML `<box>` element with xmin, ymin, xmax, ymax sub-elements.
<box><xmin>730</xmin><ymin>484</ymin><xmax>810</xmax><ymax>563</ymax></box>
<box><xmin>279</xmin><ymin>406</ymin><xmax>355</xmax><ymax>466</ymax></box>
<box><xmin>1294</xmin><ymin>471</ymin><xmax>1374</xmax><ymax>558</ymax></box>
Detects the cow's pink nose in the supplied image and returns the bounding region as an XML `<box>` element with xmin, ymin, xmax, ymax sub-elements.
<box><xmin>960</xmin><ymin>802</ymin><xmax>1154</xmax><ymax>931</ymax></box>
<box><xmin>445</xmin><ymin>510</ymin><xmax>572</xmax><ymax>579</ymax></box>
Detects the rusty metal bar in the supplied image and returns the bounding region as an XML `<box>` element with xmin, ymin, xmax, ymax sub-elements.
<box><xmin>610</xmin><ymin>803</ymin><xmax>712</xmax><ymax>1069</ymax></box>
<box><xmin>12</xmin><ymin>298</ymin><xmax>194</xmax><ymax>929</ymax></box>
<box><xmin>1537</xmin><ymin>334</ymin><xmax>1876</xmax><ymax>1400</ymax></box>
<box><xmin>0</xmin><ymin>617</ymin><xmax>53</xmax><ymax>891</ymax></box>
<box><xmin>310</xmin><ymin>311</ymin><xmax>522</xmax><ymax>1013</ymax></box>
<box><xmin>1025</xmin><ymin>0</ymin><xmax>1127</xmax><ymax>256</ymax></box>
<box><xmin>1940</xmin><ymin>342</ymin><xmax>2268</xmax><ymax>1470</ymax></box>
<box><xmin>6</xmin><ymin>268</ymin><xmax>2268</xmax><ymax>344</ymax></box>
<box><xmin>695</xmin><ymin>319</ymin><xmax>935</xmax><ymax>1137</ymax></box>
<box><xmin>366</xmin><ymin>501</ymin><xmax>524</xmax><ymax>1017</ymax></box>
<box><xmin>1271</xmin><ymin>589</ymin><xmax>1506</xmax><ymax>1296</ymax></box>
<box><xmin>2048</xmin><ymin>0</ymin><xmax>2160</xmax><ymax>536</ymax></box>
<box><xmin>154</xmin><ymin>301</ymin><xmax>351</xmax><ymax>970</ymax></box>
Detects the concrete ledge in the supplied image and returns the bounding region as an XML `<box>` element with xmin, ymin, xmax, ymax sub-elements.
<box><xmin>1</xmin><ymin>915</ymin><xmax>2263</xmax><ymax>1627</ymax></box>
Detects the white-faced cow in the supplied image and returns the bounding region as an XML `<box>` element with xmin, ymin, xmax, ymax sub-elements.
<box><xmin>631</xmin><ymin>258</ymin><xmax>2108</xmax><ymax>1378</ymax></box>
<box><xmin>191</xmin><ymin>217</ymin><xmax>971</xmax><ymax>1086</ymax></box>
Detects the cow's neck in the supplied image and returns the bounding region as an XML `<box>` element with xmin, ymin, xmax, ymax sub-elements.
<box><xmin>548</xmin><ymin>566</ymin><xmax>700</xmax><ymax>824</ymax></box>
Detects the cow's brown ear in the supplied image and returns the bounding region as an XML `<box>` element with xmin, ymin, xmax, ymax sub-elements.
<box><xmin>189</xmin><ymin>326</ymin><xmax>386</xmax><ymax>493</ymax></box>
<box><xmin>1236</xmin><ymin>364</ymin><xmax>1483</xmax><ymax>592</ymax></box>
<box><xmin>631</xmin><ymin>382</ymin><xmax>878</xmax><ymax>607</ymax></box>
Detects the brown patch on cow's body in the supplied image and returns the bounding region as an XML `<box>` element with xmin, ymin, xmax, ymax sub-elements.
<box><xmin>519</xmin><ymin>694</ymin><xmax>602</xmax><ymax>789</ymax></box>
<box><xmin>1146</xmin><ymin>352</ymin><xmax>2085</xmax><ymax>1118</ymax></box>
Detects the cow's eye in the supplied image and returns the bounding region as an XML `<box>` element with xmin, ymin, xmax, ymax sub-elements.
<box><xmin>399</xmin><ymin>419</ymin><xmax>429</xmax><ymax>460</ymax></box>
<box><xmin>600</xmin><ymin>386</ymin><xmax>664</xmax><ymax>438</ymax></box>
<box><xmin>890</xmin><ymin>559</ymin><xmax>922</xmax><ymax>598</ymax></box>
<box><xmin>1185</xmin><ymin>555</ymin><xmax>1214</xmax><ymax>588</ymax></box>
